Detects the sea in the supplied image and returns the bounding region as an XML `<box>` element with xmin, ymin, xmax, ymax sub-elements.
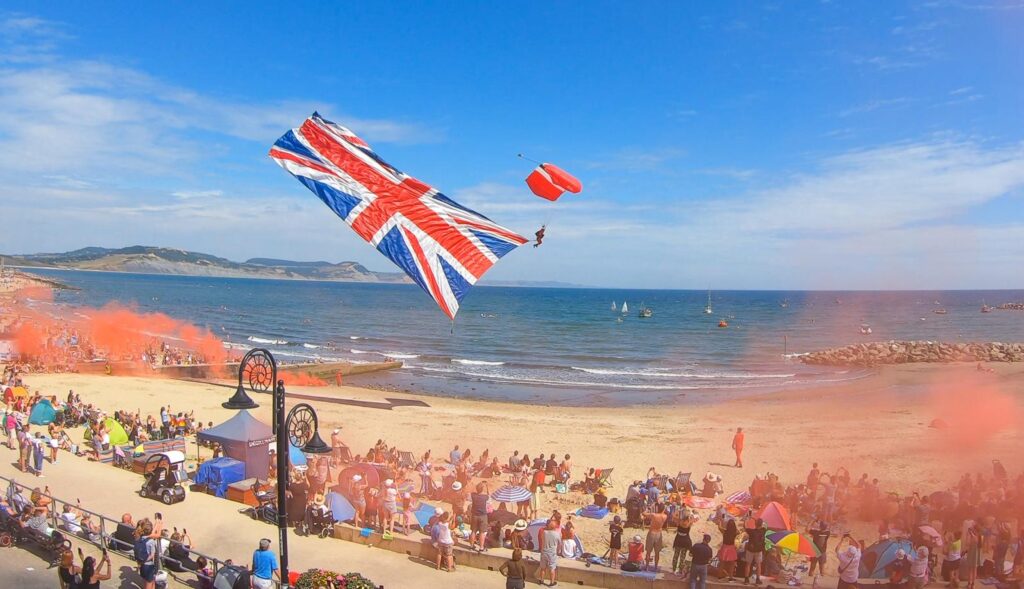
<box><xmin>22</xmin><ymin>268</ymin><xmax>1024</xmax><ymax>406</ymax></box>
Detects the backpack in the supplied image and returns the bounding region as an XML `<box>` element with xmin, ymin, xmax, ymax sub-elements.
<box><xmin>134</xmin><ymin>537</ymin><xmax>150</xmax><ymax>564</ymax></box>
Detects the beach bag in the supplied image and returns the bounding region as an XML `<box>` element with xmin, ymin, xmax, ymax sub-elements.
<box><xmin>555</xmin><ymin>483</ymin><xmax>567</xmax><ymax>494</ymax></box>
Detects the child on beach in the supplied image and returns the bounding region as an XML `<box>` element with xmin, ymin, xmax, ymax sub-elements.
<box><xmin>609</xmin><ymin>515</ymin><xmax>624</xmax><ymax>566</ymax></box>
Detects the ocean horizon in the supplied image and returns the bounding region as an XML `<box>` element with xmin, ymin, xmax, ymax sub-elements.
<box><xmin>22</xmin><ymin>268</ymin><xmax>1024</xmax><ymax>406</ymax></box>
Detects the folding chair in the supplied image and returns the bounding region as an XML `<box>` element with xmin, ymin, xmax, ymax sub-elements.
<box><xmin>397</xmin><ymin>451</ymin><xmax>416</xmax><ymax>470</ymax></box>
<box><xmin>596</xmin><ymin>468</ymin><xmax>615</xmax><ymax>488</ymax></box>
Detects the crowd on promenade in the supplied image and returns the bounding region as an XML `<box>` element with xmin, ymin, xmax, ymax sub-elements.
<box><xmin>3</xmin><ymin>363</ymin><xmax>1024</xmax><ymax>589</ymax></box>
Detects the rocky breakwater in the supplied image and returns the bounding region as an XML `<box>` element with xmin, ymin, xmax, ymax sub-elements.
<box><xmin>997</xmin><ymin>302</ymin><xmax>1024</xmax><ymax>310</ymax></box>
<box><xmin>801</xmin><ymin>341</ymin><xmax>1024</xmax><ymax>366</ymax></box>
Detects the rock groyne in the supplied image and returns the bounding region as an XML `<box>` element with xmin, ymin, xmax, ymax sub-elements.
<box><xmin>800</xmin><ymin>341</ymin><xmax>1024</xmax><ymax>366</ymax></box>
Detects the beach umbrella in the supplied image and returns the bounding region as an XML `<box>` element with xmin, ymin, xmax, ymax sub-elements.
<box><xmin>333</xmin><ymin>463</ymin><xmax>381</xmax><ymax>497</ymax></box>
<box><xmin>491</xmin><ymin>485</ymin><xmax>532</xmax><ymax>503</ymax></box>
<box><xmin>860</xmin><ymin>538</ymin><xmax>913</xmax><ymax>579</ymax></box>
<box><xmin>324</xmin><ymin>492</ymin><xmax>355</xmax><ymax>523</ymax></box>
<box><xmin>413</xmin><ymin>502</ymin><xmax>440</xmax><ymax>530</ymax></box>
<box><xmin>768</xmin><ymin>531</ymin><xmax>821</xmax><ymax>558</ymax></box>
<box><xmin>918</xmin><ymin>525</ymin><xmax>944</xmax><ymax>547</ymax></box>
<box><xmin>755</xmin><ymin>501</ymin><xmax>793</xmax><ymax>531</ymax></box>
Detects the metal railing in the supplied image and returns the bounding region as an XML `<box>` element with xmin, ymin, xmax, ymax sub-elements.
<box><xmin>1</xmin><ymin>474</ymin><xmax>281</xmax><ymax>588</ymax></box>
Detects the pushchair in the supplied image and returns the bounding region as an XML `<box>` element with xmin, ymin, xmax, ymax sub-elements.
<box><xmin>303</xmin><ymin>505</ymin><xmax>334</xmax><ymax>538</ymax></box>
<box><xmin>624</xmin><ymin>497</ymin><xmax>643</xmax><ymax>528</ymax></box>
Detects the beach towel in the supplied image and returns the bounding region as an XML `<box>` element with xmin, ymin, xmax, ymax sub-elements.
<box><xmin>577</xmin><ymin>505</ymin><xmax>609</xmax><ymax>519</ymax></box>
<box><xmin>725</xmin><ymin>490</ymin><xmax>752</xmax><ymax>504</ymax></box>
<box><xmin>684</xmin><ymin>496</ymin><xmax>717</xmax><ymax>510</ymax></box>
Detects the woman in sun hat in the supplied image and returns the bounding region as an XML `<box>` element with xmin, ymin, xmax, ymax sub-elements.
<box><xmin>382</xmin><ymin>487</ymin><xmax>399</xmax><ymax>536</ymax></box>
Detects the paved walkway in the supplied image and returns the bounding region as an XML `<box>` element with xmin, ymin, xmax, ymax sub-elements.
<box><xmin>0</xmin><ymin>447</ymin><xmax>599</xmax><ymax>589</ymax></box>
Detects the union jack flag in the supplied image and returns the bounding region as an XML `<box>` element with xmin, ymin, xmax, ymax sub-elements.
<box><xmin>270</xmin><ymin>113</ymin><xmax>528</xmax><ymax>319</ymax></box>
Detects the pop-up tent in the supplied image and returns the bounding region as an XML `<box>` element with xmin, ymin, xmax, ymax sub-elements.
<box><xmin>82</xmin><ymin>417</ymin><xmax>129</xmax><ymax>445</ymax></box>
<box><xmin>28</xmin><ymin>399</ymin><xmax>57</xmax><ymax>425</ymax></box>
<box><xmin>197</xmin><ymin>410</ymin><xmax>274</xmax><ymax>479</ymax></box>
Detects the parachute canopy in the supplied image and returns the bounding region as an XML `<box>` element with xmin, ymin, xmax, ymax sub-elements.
<box><xmin>270</xmin><ymin>113</ymin><xmax>528</xmax><ymax>319</ymax></box>
<box><xmin>525</xmin><ymin>163</ymin><xmax>582</xmax><ymax>201</ymax></box>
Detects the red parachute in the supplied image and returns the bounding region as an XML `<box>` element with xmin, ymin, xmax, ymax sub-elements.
<box><xmin>524</xmin><ymin>162</ymin><xmax>582</xmax><ymax>201</ymax></box>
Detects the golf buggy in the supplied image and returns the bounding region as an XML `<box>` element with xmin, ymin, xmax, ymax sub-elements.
<box><xmin>139</xmin><ymin>451</ymin><xmax>188</xmax><ymax>505</ymax></box>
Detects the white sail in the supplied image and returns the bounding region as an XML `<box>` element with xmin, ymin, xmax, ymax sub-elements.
<box><xmin>611</xmin><ymin>301</ymin><xmax>617</xmax><ymax>311</ymax></box>
<box><xmin>704</xmin><ymin>290</ymin><xmax>713</xmax><ymax>314</ymax></box>
<box><xmin>621</xmin><ymin>301</ymin><xmax>629</xmax><ymax>313</ymax></box>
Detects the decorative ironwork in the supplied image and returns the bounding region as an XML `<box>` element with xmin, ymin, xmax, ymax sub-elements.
<box><xmin>242</xmin><ymin>350</ymin><xmax>275</xmax><ymax>392</ymax></box>
<box><xmin>285</xmin><ymin>403</ymin><xmax>318</xmax><ymax>448</ymax></box>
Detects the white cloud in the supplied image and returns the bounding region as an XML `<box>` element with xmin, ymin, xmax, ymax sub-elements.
<box><xmin>584</xmin><ymin>147</ymin><xmax>686</xmax><ymax>172</ymax></box>
<box><xmin>172</xmin><ymin>190</ymin><xmax>224</xmax><ymax>200</ymax></box>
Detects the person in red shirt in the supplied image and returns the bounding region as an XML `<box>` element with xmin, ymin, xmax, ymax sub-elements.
<box><xmin>732</xmin><ymin>427</ymin><xmax>745</xmax><ymax>468</ymax></box>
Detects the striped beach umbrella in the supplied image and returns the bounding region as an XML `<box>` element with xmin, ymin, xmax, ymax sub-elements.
<box><xmin>491</xmin><ymin>485</ymin><xmax>532</xmax><ymax>503</ymax></box>
<box><xmin>767</xmin><ymin>531</ymin><xmax>821</xmax><ymax>557</ymax></box>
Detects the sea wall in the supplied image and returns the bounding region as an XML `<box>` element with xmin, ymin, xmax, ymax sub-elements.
<box><xmin>998</xmin><ymin>303</ymin><xmax>1024</xmax><ymax>310</ymax></box>
<box><xmin>800</xmin><ymin>341</ymin><xmax>1024</xmax><ymax>366</ymax></box>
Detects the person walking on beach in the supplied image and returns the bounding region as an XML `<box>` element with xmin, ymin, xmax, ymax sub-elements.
<box><xmin>434</xmin><ymin>512</ymin><xmax>455</xmax><ymax>572</ymax></box>
<box><xmin>808</xmin><ymin>518</ymin><xmax>831</xmax><ymax>577</ymax></box>
<box><xmin>251</xmin><ymin>538</ymin><xmax>280</xmax><ymax>589</ymax></box>
<box><xmin>732</xmin><ymin>427</ymin><xmax>745</xmax><ymax>468</ymax></box>
<box><xmin>470</xmin><ymin>481</ymin><xmax>490</xmax><ymax>552</ymax></box>
<box><xmin>690</xmin><ymin>534</ymin><xmax>713</xmax><ymax>589</ymax></box>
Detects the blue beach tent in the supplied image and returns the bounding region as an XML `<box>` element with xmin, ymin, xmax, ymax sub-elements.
<box><xmin>28</xmin><ymin>399</ymin><xmax>57</xmax><ymax>426</ymax></box>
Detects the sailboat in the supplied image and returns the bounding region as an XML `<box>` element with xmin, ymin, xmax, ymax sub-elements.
<box><xmin>611</xmin><ymin>301</ymin><xmax>617</xmax><ymax>311</ymax></box>
<box><xmin>704</xmin><ymin>291</ymin><xmax>713</xmax><ymax>315</ymax></box>
<box><xmin>621</xmin><ymin>301</ymin><xmax>629</xmax><ymax>314</ymax></box>
<box><xmin>638</xmin><ymin>303</ymin><xmax>653</xmax><ymax>318</ymax></box>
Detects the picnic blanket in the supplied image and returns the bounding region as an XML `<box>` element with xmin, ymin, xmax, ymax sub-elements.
<box><xmin>725</xmin><ymin>490</ymin><xmax>751</xmax><ymax>504</ymax></box>
<box><xmin>684</xmin><ymin>496</ymin><xmax>717</xmax><ymax>509</ymax></box>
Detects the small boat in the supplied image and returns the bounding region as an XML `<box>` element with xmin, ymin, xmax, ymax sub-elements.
<box><xmin>616</xmin><ymin>316</ymin><xmax>623</xmax><ymax>323</ymax></box>
<box><xmin>704</xmin><ymin>290</ymin><xmax>713</xmax><ymax>315</ymax></box>
<box><xmin>933</xmin><ymin>309</ymin><xmax>948</xmax><ymax>315</ymax></box>
<box><xmin>981</xmin><ymin>303</ymin><xmax>992</xmax><ymax>313</ymax></box>
<box><xmin>718</xmin><ymin>319</ymin><xmax>728</xmax><ymax>328</ymax></box>
<box><xmin>638</xmin><ymin>303</ymin><xmax>653</xmax><ymax>318</ymax></box>
<box><xmin>611</xmin><ymin>301</ymin><xmax>617</xmax><ymax>311</ymax></box>
<box><xmin>860</xmin><ymin>324</ymin><xmax>872</xmax><ymax>335</ymax></box>
<box><xmin>780</xmin><ymin>299</ymin><xmax>789</xmax><ymax>308</ymax></box>
<box><xmin>621</xmin><ymin>301</ymin><xmax>629</xmax><ymax>314</ymax></box>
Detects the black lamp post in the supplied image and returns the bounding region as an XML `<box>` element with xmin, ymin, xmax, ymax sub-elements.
<box><xmin>223</xmin><ymin>348</ymin><xmax>331</xmax><ymax>588</ymax></box>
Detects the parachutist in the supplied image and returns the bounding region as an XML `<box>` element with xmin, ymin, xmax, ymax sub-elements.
<box><xmin>534</xmin><ymin>225</ymin><xmax>546</xmax><ymax>248</ymax></box>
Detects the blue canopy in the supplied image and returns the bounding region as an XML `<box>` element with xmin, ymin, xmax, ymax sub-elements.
<box><xmin>289</xmin><ymin>444</ymin><xmax>307</xmax><ymax>467</ymax></box>
<box><xmin>195</xmin><ymin>457</ymin><xmax>246</xmax><ymax>498</ymax></box>
<box><xmin>197</xmin><ymin>410</ymin><xmax>274</xmax><ymax>479</ymax></box>
<box><xmin>28</xmin><ymin>399</ymin><xmax>56</xmax><ymax>426</ymax></box>
<box><xmin>413</xmin><ymin>502</ymin><xmax>440</xmax><ymax>530</ymax></box>
<box><xmin>324</xmin><ymin>492</ymin><xmax>354</xmax><ymax>523</ymax></box>
<box><xmin>860</xmin><ymin>539</ymin><xmax>913</xmax><ymax>579</ymax></box>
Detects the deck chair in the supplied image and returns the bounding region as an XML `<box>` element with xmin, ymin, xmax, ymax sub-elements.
<box><xmin>676</xmin><ymin>472</ymin><xmax>693</xmax><ymax>494</ymax></box>
<box><xmin>397</xmin><ymin>451</ymin><xmax>416</xmax><ymax>469</ymax></box>
<box><xmin>336</xmin><ymin>446</ymin><xmax>354</xmax><ymax>463</ymax></box>
<box><xmin>596</xmin><ymin>468</ymin><xmax>614</xmax><ymax>488</ymax></box>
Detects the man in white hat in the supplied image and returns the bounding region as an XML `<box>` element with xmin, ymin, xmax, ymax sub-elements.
<box><xmin>350</xmin><ymin>474</ymin><xmax>366</xmax><ymax>530</ymax></box>
<box><xmin>835</xmin><ymin>533</ymin><xmax>862</xmax><ymax>589</ymax></box>
<box><xmin>450</xmin><ymin>481</ymin><xmax>467</xmax><ymax>526</ymax></box>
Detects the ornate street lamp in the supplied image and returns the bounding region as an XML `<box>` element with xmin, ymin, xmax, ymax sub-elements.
<box><xmin>222</xmin><ymin>348</ymin><xmax>331</xmax><ymax>588</ymax></box>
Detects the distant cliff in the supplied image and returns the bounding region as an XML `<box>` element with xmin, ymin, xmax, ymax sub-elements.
<box><xmin>1</xmin><ymin>246</ymin><xmax>412</xmax><ymax>283</ymax></box>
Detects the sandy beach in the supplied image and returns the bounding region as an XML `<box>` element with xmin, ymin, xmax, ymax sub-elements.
<box><xmin>8</xmin><ymin>360</ymin><xmax>1022</xmax><ymax>583</ymax></box>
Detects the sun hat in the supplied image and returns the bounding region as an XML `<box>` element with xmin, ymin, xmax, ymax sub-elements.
<box><xmin>452</xmin><ymin>482</ymin><xmax>463</xmax><ymax>491</ymax></box>
<box><xmin>896</xmin><ymin>549</ymin><xmax>907</xmax><ymax>558</ymax></box>
<box><xmin>514</xmin><ymin>519</ymin><xmax>528</xmax><ymax>531</ymax></box>
<box><xmin>633</xmin><ymin>535</ymin><xmax>642</xmax><ymax>542</ymax></box>
<box><xmin>403</xmin><ymin>492</ymin><xmax>411</xmax><ymax>499</ymax></box>
<box><xmin>384</xmin><ymin>478</ymin><xmax>394</xmax><ymax>487</ymax></box>
<box><xmin>333</xmin><ymin>428</ymin><xmax>340</xmax><ymax>434</ymax></box>
<box><xmin>352</xmin><ymin>474</ymin><xmax>362</xmax><ymax>482</ymax></box>
<box><xmin>435</xmin><ymin>507</ymin><xmax>445</xmax><ymax>515</ymax></box>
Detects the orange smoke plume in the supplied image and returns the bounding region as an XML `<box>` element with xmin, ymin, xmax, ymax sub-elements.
<box><xmin>928</xmin><ymin>371</ymin><xmax>1020</xmax><ymax>449</ymax></box>
<box><xmin>279</xmin><ymin>371</ymin><xmax>327</xmax><ymax>387</ymax></box>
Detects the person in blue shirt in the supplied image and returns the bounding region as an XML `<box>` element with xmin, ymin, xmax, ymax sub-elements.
<box><xmin>251</xmin><ymin>538</ymin><xmax>279</xmax><ymax>589</ymax></box>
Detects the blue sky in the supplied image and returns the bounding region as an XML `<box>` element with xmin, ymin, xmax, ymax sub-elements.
<box><xmin>1</xmin><ymin>2</ymin><xmax>1022</xmax><ymax>289</ymax></box>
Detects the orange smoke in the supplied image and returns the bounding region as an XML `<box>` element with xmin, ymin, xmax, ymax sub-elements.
<box><xmin>13</xmin><ymin>321</ymin><xmax>46</xmax><ymax>357</ymax></box>
<box><xmin>928</xmin><ymin>371</ymin><xmax>1020</xmax><ymax>449</ymax></box>
<box><xmin>280</xmin><ymin>371</ymin><xmax>327</xmax><ymax>387</ymax></box>
<box><xmin>15</xmin><ymin>286</ymin><xmax>54</xmax><ymax>302</ymax></box>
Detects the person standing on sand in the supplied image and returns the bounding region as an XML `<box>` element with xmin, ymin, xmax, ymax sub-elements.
<box><xmin>499</xmin><ymin>548</ymin><xmax>528</xmax><ymax>589</ymax></box>
<box><xmin>834</xmin><ymin>533</ymin><xmax>862</xmax><ymax>589</ymax></box>
<box><xmin>690</xmin><ymin>534</ymin><xmax>713</xmax><ymax>589</ymax></box>
<box><xmin>644</xmin><ymin>503</ymin><xmax>669</xmax><ymax>571</ymax></box>
<box><xmin>732</xmin><ymin>427</ymin><xmax>745</xmax><ymax>468</ymax></box>
<box><xmin>536</xmin><ymin>518</ymin><xmax>561</xmax><ymax>586</ymax></box>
